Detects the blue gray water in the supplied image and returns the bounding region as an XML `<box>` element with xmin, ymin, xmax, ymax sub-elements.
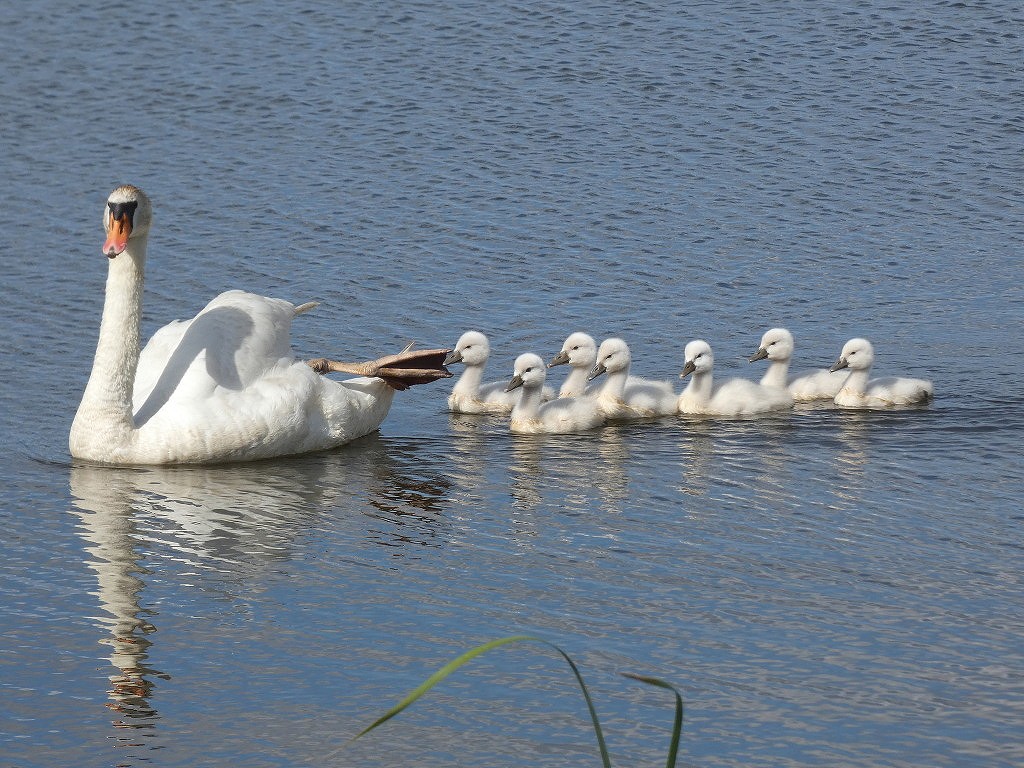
<box><xmin>1</xmin><ymin>1</ymin><xmax>1022</xmax><ymax>766</ymax></box>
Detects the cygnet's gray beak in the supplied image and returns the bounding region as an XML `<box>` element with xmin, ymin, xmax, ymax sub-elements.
<box><xmin>829</xmin><ymin>357</ymin><xmax>849</xmax><ymax>373</ymax></box>
<box><xmin>749</xmin><ymin>347</ymin><xmax>768</xmax><ymax>362</ymax></box>
<box><xmin>586</xmin><ymin>362</ymin><xmax>607</xmax><ymax>381</ymax></box>
<box><xmin>548</xmin><ymin>350</ymin><xmax>570</xmax><ymax>368</ymax></box>
<box><xmin>443</xmin><ymin>349</ymin><xmax>463</xmax><ymax>366</ymax></box>
<box><xmin>505</xmin><ymin>373</ymin><xmax>524</xmax><ymax>392</ymax></box>
<box><xmin>679</xmin><ymin>360</ymin><xmax>697</xmax><ymax>378</ymax></box>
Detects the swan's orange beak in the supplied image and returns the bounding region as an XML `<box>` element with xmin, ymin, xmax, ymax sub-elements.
<box><xmin>103</xmin><ymin>213</ymin><xmax>132</xmax><ymax>257</ymax></box>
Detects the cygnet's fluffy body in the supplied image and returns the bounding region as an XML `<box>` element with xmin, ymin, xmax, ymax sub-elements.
<box><xmin>506</xmin><ymin>353</ymin><xmax>605</xmax><ymax>434</ymax></box>
<box><xmin>749</xmin><ymin>327</ymin><xmax>848</xmax><ymax>401</ymax></box>
<box><xmin>678</xmin><ymin>339</ymin><xmax>794</xmax><ymax>416</ymax></box>
<box><xmin>830</xmin><ymin>338</ymin><xmax>933</xmax><ymax>408</ymax></box>
<box><xmin>445</xmin><ymin>331</ymin><xmax>551</xmax><ymax>414</ymax></box>
<box><xmin>587</xmin><ymin>338</ymin><xmax>677</xmax><ymax>419</ymax></box>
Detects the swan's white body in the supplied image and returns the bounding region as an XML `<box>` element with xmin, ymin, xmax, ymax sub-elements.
<box><xmin>830</xmin><ymin>338</ymin><xmax>934</xmax><ymax>408</ymax></box>
<box><xmin>587</xmin><ymin>338</ymin><xmax>677</xmax><ymax>419</ymax></box>
<box><xmin>69</xmin><ymin>185</ymin><xmax>395</xmax><ymax>465</ymax></box>
<box><xmin>446</xmin><ymin>331</ymin><xmax>551</xmax><ymax>413</ymax></box>
<box><xmin>750</xmin><ymin>328</ymin><xmax>848</xmax><ymax>401</ymax></box>
<box><xmin>506</xmin><ymin>353</ymin><xmax>605</xmax><ymax>434</ymax></box>
<box><xmin>678</xmin><ymin>339</ymin><xmax>794</xmax><ymax>417</ymax></box>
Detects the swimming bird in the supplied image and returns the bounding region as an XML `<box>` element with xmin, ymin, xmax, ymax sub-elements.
<box><xmin>69</xmin><ymin>184</ymin><xmax>451</xmax><ymax>465</ymax></box>
<box><xmin>445</xmin><ymin>331</ymin><xmax>552</xmax><ymax>414</ymax></box>
<box><xmin>748</xmin><ymin>327</ymin><xmax>848</xmax><ymax>401</ymax></box>
<box><xmin>547</xmin><ymin>332</ymin><xmax>599</xmax><ymax>397</ymax></box>
<box><xmin>829</xmin><ymin>338</ymin><xmax>934</xmax><ymax>407</ymax></box>
<box><xmin>505</xmin><ymin>353</ymin><xmax>605</xmax><ymax>434</ymax></box>
<box><xmin>677</xmin><ymin>339</ymin><xmax>794</xmax><ymax>416</ymax></box>
<box><xmin>586</xmin><ymin>338</ymin><xmax>677</xmax><ymax>419</ymax></box>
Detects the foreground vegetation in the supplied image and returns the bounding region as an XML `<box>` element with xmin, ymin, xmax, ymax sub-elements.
<box><xmin>351</xmin><ymin>635</ymin><xmax>684</xmax><ymax>767</ymax></box>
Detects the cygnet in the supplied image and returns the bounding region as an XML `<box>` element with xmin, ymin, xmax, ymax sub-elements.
<box><xmin>587</xmin><ymin>338</ymin><xmax>677</xmax><ymax>419</ymax></box>
<box><xmin>547</xmin><ymin>332</ymin><xmax>599</xmax><ymax>397</ymax></box>
<box><xmin>829</xmin><ymin>338</ymin><xmax>933</xmax><ymax>408</ymax></box>
<box><xmin>505</xmin><ymin>353</ymin><xmax>606</xmax><ymax>434</ymax></box>
<box><xmin>445</xmin><ymin>331</ymin><xmax>552</xmax><ymax>414</ymax></box>
<box><xmin>749</xmin><ymin>327</ymin><xmax>848</xmax><ymax>401</ymax></box>
<box><xmin>678</xmin><ymin>339</ymin><xmax>794</xmax><ymax>416</ymax></box>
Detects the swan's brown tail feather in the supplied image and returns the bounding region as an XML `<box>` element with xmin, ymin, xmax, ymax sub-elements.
<box><xmin>307</xmin><ymin>347</ymin><xmax>453</xmax><ymax>391</ymax></box>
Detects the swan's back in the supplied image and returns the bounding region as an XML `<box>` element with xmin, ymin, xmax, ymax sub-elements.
<box><xmin>511</xmin><ymin>396</ymin><xmax>605</xmax><ymax>434</ymax></box>
<box><xmin>711</xmin><ymin>377</ymin><xmax>794</xmax><ymax>416</ymax></box>
<box><xmin>788</xmin><ymin>367</ymin><xmax>848</xmax><ymax>401</ymax></box>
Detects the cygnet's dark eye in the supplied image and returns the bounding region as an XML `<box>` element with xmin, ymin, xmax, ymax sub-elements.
<box><xmin>572</xmin><ymin>345</ymin><xmax>579</xmax><ymax>351</ymax></box>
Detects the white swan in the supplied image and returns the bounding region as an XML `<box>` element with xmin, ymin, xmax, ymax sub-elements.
<box><xmin>445</xmin><ymin>330</ymin><xmax>551</xmax><ymax>413</ymax></box>
<box><xmin>586</xmin><ymin>338</ymin><xmax>677</xmax><ymax>419</ymax></box>
<box><xmin>749</xmin><ymin>327</ymin><xmax>848</xmax><ymax>401</ymax></box>
<box><xmin>547</xmin><ymin>332</ymin><xmax>599</xmax><ymax>397</ymax></box>
<box><xmin>829</xmin><ymin>338</ymin><xmax>934</xmax><ymax>408</ymax></box>
<box><xmin>677</xmin><ymin>339</ymin><xmax>794</xmax><ymax>416</ymax></box>
<box><xmin>505</xmin><ymin>353</ymin><xmax>605</xmax><ymax>434</ymax></box>
<box><xmin>70</xmin><ymin>184</ymin><xmax>449</xmax><ymax>465</ymax></box>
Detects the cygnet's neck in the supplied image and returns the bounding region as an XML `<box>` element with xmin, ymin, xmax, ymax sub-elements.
<box><xmin>511</xmin><ymin>380</ymin><xmax>545</xmax><ymax>421</ymax></box>
<box><xmin>760</xmin><ymin>357</ymin><xmax>790</xmax><ymax>388</ymax></box>
<box><xmin>682</xmin><ymin>368</ymin><xmax>714</xmax><ymax>404</ymax></box>
<box><xmin>598</xmin><ymin>364</ymin><xmax>630</xmax><ymax>404</ymax></box>
<box><xmin>72</xmin><ymin>237</ymin><xmax>148</xmax><ymax>439</ymax></box>
<box><xmin>837</xmin><ymin>367</ymin><xmax>868</xmax><ymax>395</ymax></box>
<box><xmin>559</xmin><ymin>365</ymin><xmax>591</xmax><ymax>397</ymax></box>
<box><xmin>452</xmin><ymin>361</ymin><xmax>486</xmax><ymax>396</ymax></box>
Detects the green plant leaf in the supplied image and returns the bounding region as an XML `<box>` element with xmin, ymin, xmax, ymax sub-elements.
<box><xmin>351</xmin><ymin>635</ymin><xmax>612</xmax><ymax>768</ymax></box>
<box><xmin>622</xmin><ymin>672</ymin><xmax>684</xmax><ymax>768</ymax></box>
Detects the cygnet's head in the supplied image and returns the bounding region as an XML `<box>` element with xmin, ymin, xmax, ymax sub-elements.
<box><xmin>548</xmin><ymin>332</ymin><xmax>597</xmax><ymax>369</ymax></box>
<box><xmin>680</xmin><ymin>339</ymin><xmax>714</xmax><ymax>378</ymax></box>
<box><xmin>506</xmin><ymin>353</ymin><xmax>547</xmax><ymax>392</ymax></box>
<box><xmin>587</xmin><ymin>337</ymin><xmax>631</xmax><ymax>381</ymax></box>
<box><xmin>749</xmin><ymin>327</ymin><xmax>794</xmax><ymax>363</ymax></box>
<box><xmin>830</xmin><ymin>338</ymin><xmax>874</xmax><ymax>372</ymax></box>
<box><xmin>444</xmin><ymin>331</ymin><xmax>491</xmax><ymax>366</ymax></box>
<box><xmin>103</xmin><ymin>184</ymin><xmax>152</xmax><ymax>258</ymax></box>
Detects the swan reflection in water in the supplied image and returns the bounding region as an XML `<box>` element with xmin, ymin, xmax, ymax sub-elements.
<box><xmin>68</xmin><ymin>435</ymin><xmax>453</xmax><ymax>738</ymax></box>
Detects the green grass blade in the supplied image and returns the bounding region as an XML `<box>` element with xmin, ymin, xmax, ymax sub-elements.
<box><xmin>622</xmin><ymin>673</ymin><xmax>684</xmax><ymax>768</ymax></box>
<box><xmin>351</xmin><ymin>635</ymin><xmax>612</xmax><ymax>768</ymax></box>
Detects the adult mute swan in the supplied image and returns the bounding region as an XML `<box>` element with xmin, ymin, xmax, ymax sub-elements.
<box><xmin>829</xmin><ymin>338</ymin><xmax>934</xmax><ymax>408</ymax></box>
<box><xmin>748</xmin><ymin>327</ymin><xmax>847</xmax><ymax>401</ymax></box>
<box><xmin>444</xmin><ymin>331</ymin><xmax>552</xmax><ymax>414</ymax></box>
<box><xmin>69</xmin><ymin>184</ymin><xmax>451</xmax><ymax>465</ymax></box>
<box><xmin>505</xmin><ymin>353</ymin><xmax>605</xmax><ymax>434</ymax></box>
<box><xmin>586</xmin><ymin>338</ymin><xmax>677</xmax><ymax>419</ymax></box>
<box><xmin>678</xmin><ymin>339</ymin><xmax>794</xmax><ymax>417</ymax></box>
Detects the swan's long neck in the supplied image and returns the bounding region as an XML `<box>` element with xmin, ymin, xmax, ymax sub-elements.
<box><xmin>599</xmin><ymin>365</ymin><xmax>629</xmax><ymax>403</ymax></box>
<box><xmin>452</xmin><ymin>363</ymin><xmax>486</xmax><ymax>396</ymax></box>
<box><xmin>72</xmin><ymin>239</ymin><xmax>147</xmax><ymax>443</ymax></box>
<box><xmin>511</xmin><ymin>382</ymin><xmax>543</xmax><ymax>421</ymax></box>
<box><xmin>760</xmin><ymin>358</ymin><xmax>790</xmax><ymax>388</ymax></box>
<box><xmin>683</xmin><ymin>369</ymin><xmax>714</xmax><ymax>404</ymax></box>
<box><xmin>837</xmin><ymin>368</ymin><xmax>867</xmax><ymax>395</ymax></box>
<box><xmin>559</xmin><ymin>366</ymin><xmax>590</xmax><ymax>397</ymax></box>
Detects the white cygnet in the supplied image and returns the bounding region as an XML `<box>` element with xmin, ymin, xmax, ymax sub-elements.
<box><xmin>587</xmin><ymin>338</ymin><xmax>678</xmax><ymax>419</ymax></box>
<box><xmin>678</xmin><ymin>339</ymin><xmax>794</xmax><ymax>416</ymax></box>
<box><xmin>445</xmin><ymin>331</ymin><xmax>552</xmax><ymax>414</ymax></box>
<box><xmin>547</xmin><ymin>332</ymin><xmax>599</xmax><ymax>397</ymax></box>
<box><xmin>505</xmin><ymin>353</ymin><xmax>606</xmax><ymax>434</ymax></box>
<box><xmin>749</xmin><ymin>327</ymin><xmax>848</xmax><ymax>401</ymax></box>
<box><xmin>829</xmin><ymin>338</ymin><xmax>934</xmax><ymax>408</ymax></box>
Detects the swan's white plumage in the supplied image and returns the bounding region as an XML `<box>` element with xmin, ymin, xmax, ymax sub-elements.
<box><xmin>587</xmin><ymin>338</ymin><xmax>677</xmax><ymax>419</ymax></box>
<box><xmin>69</xmin><ymin>185</ymin><xmax>396</xmax><ymax>465</ymax></box>
<box><xmin>506</xmin><ymin>353</ymin><xmax>605</xmax><ymax>434</ymax></box>
<box><xmin>678</xmin><ymin>339</ymin><xmax>794</xmax><ymax>416</ymax></box>
<box><xmin>750</xmin><ymin>327</ymin><xmax>848</xmax><ymax>401</ymax></box>
<box><xmin>445</xmin><ymin>330</ymin><xmax>551</xmax><ymax>413</ymax></box>
<box><xmin>830</xmin><ymin>338</ymin><xmax>933</xmax><ymax>408</ymax></box>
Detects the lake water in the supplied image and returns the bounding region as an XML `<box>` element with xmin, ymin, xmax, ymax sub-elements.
<box><xmin>1</xmin><ymin>1</ymin><xmax>1022</xmax><ymax>766</ymax></box>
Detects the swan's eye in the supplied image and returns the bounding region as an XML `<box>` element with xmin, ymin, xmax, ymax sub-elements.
<box><xmin>571</xmin><ymin>345</ymin><xmax>579</xmax><ymax>351</ymax></box>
